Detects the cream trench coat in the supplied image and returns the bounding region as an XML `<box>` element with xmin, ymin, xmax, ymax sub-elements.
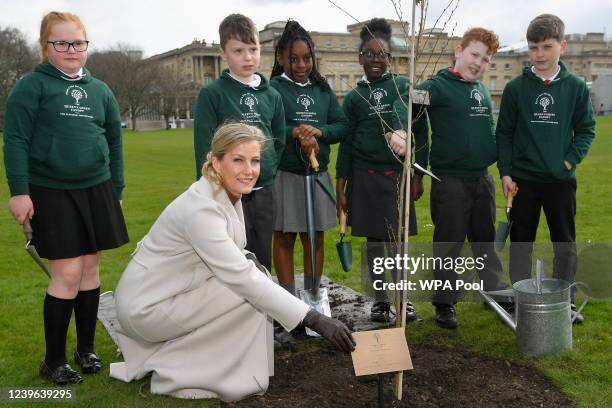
<box><xmin>109</xmin><ymin>177</ymin><xmax>310</xmax><ymax>401</ymax></box>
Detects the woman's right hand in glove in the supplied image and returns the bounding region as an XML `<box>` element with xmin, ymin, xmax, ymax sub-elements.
<box><xmin>302</xmin><ymin>309</ymin><xmax>356</xmax><ymax>353</ymax></box>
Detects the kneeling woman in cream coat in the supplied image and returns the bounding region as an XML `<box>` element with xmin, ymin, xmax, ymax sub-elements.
<box><xmin>110</xmin><ymin>123</ymin><xmax>354</xmax><ymax>402</ymax></box>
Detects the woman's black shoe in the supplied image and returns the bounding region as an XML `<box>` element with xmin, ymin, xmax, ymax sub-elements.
<box><xmin>74</xmin><ymin>351</ymin><xmax>102</xmax><ymax>374</ymax></box>
<box><xmin>40</xmin><ymin>361</ymin><xmax>82</xmax><ymax>385</ymax></box>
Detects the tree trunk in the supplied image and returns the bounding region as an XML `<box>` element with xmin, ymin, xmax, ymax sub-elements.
<box><xmin>131</xmin><ymin>108</ymin><xmax>137</xmax><ymax>131</ymax></box>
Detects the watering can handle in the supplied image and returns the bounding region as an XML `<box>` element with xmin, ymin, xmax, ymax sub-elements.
<box><xmin>568</xmin><ymin>281</ymin><xmax>591</xmax><ymax>324</ymax></box>
<box><xmin>309</xmin><ymin>150</ymin><xmax>319</xmax><ymax>171</ymax></box>
<box><xmin>339</xmin><ymin>210</ymin><xmax>347</xmax><ymax>235</ymax></box>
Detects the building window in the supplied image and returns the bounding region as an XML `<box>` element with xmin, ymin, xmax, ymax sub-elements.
<box><xmin>327</xmin><ymin>75</ymin><xmax>335</xmax><ymax>90</ymax></box>
<box><xmin>341</xmin><ymin>75</ymin><xmax>349</xmax><ymax>91</ymax></box>
<box><xmin>504</xmin><ymin>76</ymin><xmax>511</xmax><ymax>87</ymax></box>
<box><xmin>340</xmin><ymin>41</ymin><xmax>347</xmax><ymax>48</ymax></box>
<box><xmin>490</xmin><ymin>63</ymin><xmax>496</xmax><ymax>70</ymax></box>
<box><xmin>504</xmin><ymin>63</ymin><xmax>511</xmax><ymax>70</ymax></box>
<box><xmin>203</xmin><ymin>75</ymin><xmax>212</xmax><ymax>85</ymax></box>
<box><xmin>325</xmin><ymin>40</ymin><xmax>332</xmax><ymax>48</ymax></box>
<box><xmin>490</xmin><ymin>76</ymin><xmax>497</xmax><ymax>90</ymax></box>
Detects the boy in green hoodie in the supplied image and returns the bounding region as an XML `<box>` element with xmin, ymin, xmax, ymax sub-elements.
<box><xmin>194</xmin><ymin>14</ymin><xmax>285</xmax><ymax>269</ymax></box>
<box><xmin>496</xmin><ymin>14</ymin><xmax>595</xmax><ymax>323</ymax></box>
<box><xmin>395</xmin><ymin>28</ymin><xmax>507</xmax><ymax>329</ymax></box>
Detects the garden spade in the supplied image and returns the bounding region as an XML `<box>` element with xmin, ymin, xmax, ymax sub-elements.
<box><xmin>23</xmin><ymin>219</ymin><xmax>51</xmax><ymax>278</ymax></box>
<box><xmin>299</xmin><ymin>151</ymin><xmax>331</xmax><ymax>337</ymax></box>
<box><xmin>336</xmin><ymin>210</ymin><xmax>352</xmax><ymax>272</ymax></box>
<box><xmin>495</xmin><ymin>183</ymin><xmax>517</xmax><ymax>252</ymax></box>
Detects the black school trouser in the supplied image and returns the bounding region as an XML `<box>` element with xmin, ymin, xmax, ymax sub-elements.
<box><xmin>430</xmin><ymin>175</ymin><xmax>505</xmax><ymax>305</ymax></box>
<box><xmin>509</xmin><ymin>178</ymin><xmax>577</xmax><ymax>284</ymax></box>
<box><xmin>241</xmin><ymin>185</ymin><xmax>274</xmax><ymax>270</ymax></box>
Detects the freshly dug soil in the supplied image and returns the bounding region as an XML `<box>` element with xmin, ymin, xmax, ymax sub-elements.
<box><xmin>224</xmin><ymin>344</ymin><xmax>574</xmax><ymax>408</ymax></box>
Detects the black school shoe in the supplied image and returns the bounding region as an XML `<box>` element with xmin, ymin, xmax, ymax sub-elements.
<box><xmin>371</xmin><ymin>301</ymin><xmax>393</xmax><ymax>322</ymax></box>
<box><xmin>434</xmin><ymin>304</ymin><xmax>458</xmax><ymax>329</ymax></box>
<box><xmin>371</xmin><ymin>301</ymin><xmax>418</xmax><ymax>323</ymax></box>
<box><xmin>405</xmin><ymin>301</ymin><xmax>418</xmax><ymax>322</ymax></box>
<box><xmin>40</xmin><ymin>361</ymin><xmax>82</xmax><ymax>385</ymax></box>
<box><xmin>74</xmin><ymin>351</ymin><xmax>102</xmax><ymax>374</ymax></box>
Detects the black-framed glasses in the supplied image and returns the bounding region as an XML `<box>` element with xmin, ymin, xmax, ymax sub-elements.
<box><xmin>360</xmin><ymin>50</ymin><xmax>391</xmax><ymax>60</ymax></box>
<box><xmin>47</xmin><ymin>40</ymin><xmax>89</xmax><ymax>52</ymax></box>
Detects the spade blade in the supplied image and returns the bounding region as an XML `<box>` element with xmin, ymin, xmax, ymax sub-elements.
<box><xmin>494</xmin><ymin>220</ymin><xmax>511</xmax><ymax>252</ymax></box>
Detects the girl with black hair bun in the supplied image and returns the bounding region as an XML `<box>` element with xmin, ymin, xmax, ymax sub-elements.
<box><xmin>336</xmin><ymin>18</ymin><xmax>425</xmax><ymax>323</ymax></box>
<box><xmin>270</xmin><ymin>20</ymin><xmax>349</xmax><ymax>302</ymax></box>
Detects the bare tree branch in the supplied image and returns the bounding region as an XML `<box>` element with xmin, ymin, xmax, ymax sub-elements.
<box><xmin>0</xmin><ymin>26</ymin><xmax>36</xmax><ymax>129</ymax></box>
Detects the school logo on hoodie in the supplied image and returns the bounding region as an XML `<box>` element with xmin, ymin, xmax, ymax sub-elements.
<box><xmin>295</xmin><ymin>94</ymin><xmax>318</xmax><ymax>123</ymax></box>
<box><xmin>532</xmin><ymin>93</ymin><xmax>558</xmax><ymax>125</ymax></box>
<box><xmin>368</xmin><ymin>88</ymin><xmax>391</xmax><ymax>116</ymax></box>
<box><xmin>239</xmin><ymin>93</ymin><xmax>262</xmax><ymax>124</ymax></box>
<box><xmin>61</xmin><ymin>85</ymin><xmax>93</xmax><ymax>119</ymax></box>
<box><xmin>469</xmin><ymin>89</ymin><xmax>489</xmax><ymax>117</ymax></box>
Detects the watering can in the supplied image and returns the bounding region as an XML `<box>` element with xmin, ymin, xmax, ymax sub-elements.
<box><xmin>479</xmin><ymin>260</ymin><xmax>589</xmax><ymax>356</ymax></box>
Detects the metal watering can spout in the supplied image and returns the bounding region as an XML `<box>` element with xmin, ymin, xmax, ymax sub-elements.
<box><xmin>478</xmin><ymin>289</ymin><xmax>517</xmax><ymax>332</ymax></box>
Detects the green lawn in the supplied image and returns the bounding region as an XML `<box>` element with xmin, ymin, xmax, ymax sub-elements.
<box><xmin>0</xmin><ymin>117</ymin><xmax>610</xmax><ymax>407</ymax></box>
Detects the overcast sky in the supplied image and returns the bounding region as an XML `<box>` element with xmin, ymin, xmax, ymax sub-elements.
<box><xmin>2</xmin><ymin>0</ymin><xmax>610</xmax><ymax>57</ymax></box>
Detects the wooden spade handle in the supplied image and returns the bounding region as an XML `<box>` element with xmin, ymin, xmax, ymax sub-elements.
<box><xmin>506</xmin><ymin>182</ymin><xmax>518</xmax><ymax>208</ymax></box>
<box><xmin>23</xmin><ymin>218</ymin><xmax>33</xmax><ymax>241</ymax></box>
<box><xmin>339</xmin><ymin>210</ymin><xmax>347</xmax><ymax>235</ymax></box>
<box><xmin>309</xmin><ymin>150</ymin><xmax>319</xmax><ymax>171</ymax></box>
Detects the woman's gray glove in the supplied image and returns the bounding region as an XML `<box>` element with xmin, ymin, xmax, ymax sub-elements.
<box><xmin>245</xmin><ymin>252</ymin><xmax>268</xmax><ymax>275</ymax></box>
<box><xmin>302</xmin><ymin>309</ymin><xmax>356</xmax><ymax>353</ymax></box>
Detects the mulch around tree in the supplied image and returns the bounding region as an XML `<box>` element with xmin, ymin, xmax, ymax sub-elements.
<box><xmin>223</xmin><ymin>344</ymin><xmax>574</xmax><ymax>408</ymax></box>
<box><xmin>225</xmin><ymin>276</ymin><xmax>573</xmax><ymax>408</ymax></box>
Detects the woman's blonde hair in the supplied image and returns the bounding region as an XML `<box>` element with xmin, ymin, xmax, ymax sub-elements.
<box><xmin>202</xmin><ymin>122</ymin><xmax>266</xmax><ymax>185</ymax></box>
<box><xmin>39</xmin><ymin>11</ymin><xmax>88</xmax><ymax>63</ymax></box>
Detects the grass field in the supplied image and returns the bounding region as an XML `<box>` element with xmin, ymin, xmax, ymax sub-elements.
<box><xmin>0</xmin><ymin>117</ymin><xmax>610</xmax><ymax>407</ymax></box>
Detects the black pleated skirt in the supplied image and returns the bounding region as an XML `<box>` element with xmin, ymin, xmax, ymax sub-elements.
<box><xmin>348</xmin><ymin>167</ymin><xmax>417</xmax><ymax>240</ymax></box>
<box><xmin>29</xmin><ymin>180</ymin><xmax>129</xmax><ymax>260</ymax></box>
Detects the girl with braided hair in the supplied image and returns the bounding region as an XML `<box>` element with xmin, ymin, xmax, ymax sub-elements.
<box><xmin>270</xmin><ymin>20</ymin><xmax>348</xmax><ymax>301</ymax></box>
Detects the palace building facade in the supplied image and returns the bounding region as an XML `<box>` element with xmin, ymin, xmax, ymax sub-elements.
<box><xmin>142</xmin><ymin>20</ymin><xmax>612</xmax><ymax>128</ymax></box>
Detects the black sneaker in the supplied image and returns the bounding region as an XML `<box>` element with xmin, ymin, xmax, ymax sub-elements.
<box><xmin>40</xmin><ymin>361</ymin><xmax>82</xmax><ymax>385</ymax></box>
<box><xmin>370</xmin><ymin>301</ymin><xmax>393</xmax><ymax>322</ymax></box>
<box><xmin>571</xmin><ymin>304</ymin><xmax>585</xmax><ymax>324</ymax></box>
<box><xmin>434</xmin><ymin>304</ymin><xmax>458</xmax><ymax>329</ymax></box>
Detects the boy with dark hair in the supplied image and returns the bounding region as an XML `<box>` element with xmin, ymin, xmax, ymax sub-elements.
<box><xmin>194</xmin><ymin>14</ymin><xmax>286</xmax><ymax>269</ymax></box>
<box><xmin>496</xmin><ymin>14</ymin><xmax>595</xmax><ymax>323</ymax></box>
<box><xmin>394</xmin><ymin>27</ymin><xmax>508</xmax><ymax>329</ymax></box>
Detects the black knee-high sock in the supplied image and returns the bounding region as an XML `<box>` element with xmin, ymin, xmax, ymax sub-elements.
<box><xmin>74</xmin><ymin>287</ymin><xmax>100</xmax><ymax>354</ymax></box>
<box><xmin>43</xmin><ymin>294</ymin><xmax>74</xmax><ymax>369</ymax></box>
